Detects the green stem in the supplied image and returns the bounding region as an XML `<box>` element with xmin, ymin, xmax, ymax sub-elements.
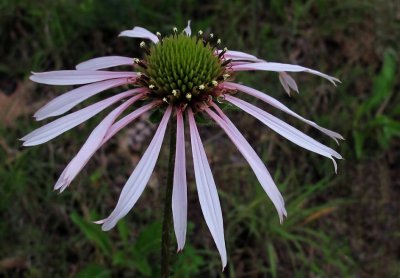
<box><xmin>161</xmin><ymin>117</ymin><xmax>176</xmax><ymax>278</ymax></box>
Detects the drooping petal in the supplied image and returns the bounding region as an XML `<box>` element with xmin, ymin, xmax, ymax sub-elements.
<box><xmin>183</xmin><ymin>20</ymin><xmax>191</xmax><ymax>36</ymax></box>
<box><xmin>103</xmin><ymin>102</ymin><xmax>158</xmax><ymax>142</ymax></box>
<box><xmin>76</xmin><ymin>56</ymin><xmax>134</xmax><ymax>71</ymax></box>
<box><xmin>34</xmin><ymin>79</ymin><xmax>138</xmax><ymax>120</ymax></box>
<box><xmin>279</xmin><ymin>72</ymin><xmax>299</xmax><ymax>95</ymax></box>
<box><xmin>21</xmin><ymin>90</ymin><xmax>138</xmax><ymax>146</ymax></box>
<box><xmin>225</xmin><ymin>95</ymin><xmax>342</xmax><ymax>172</ymax></box>
<box><xmin>54</xmin><ymin>94</ymin><xmax>150</xmax><ymax>192</ymax></box>
<box><xmin>30</xmin><ymin>70</ymin><xmax>137</xmax><ymax>85</ymax></box>
<box><xmin>119</xmin><ymin>26</ymin><xmax>159</xmax><ymax>43</ymax></box>
<box><xmin>172</xmin><ymin>109</ymin><xmax>187</xmax><ymax>251</ymax></box>
<box><xmin>232</xmin><ymin>62</ymin><xmax>340</xmax><ymax>85</ymax></box>
<box><xmin>206</xmin><ymin>105</ymin><xmax>287</xmax><ymax>222</ymax></box>
<box><xmin>222</xmin><ymin>82</ymin><xmax>344</xmax><ymax>142</ymax></box>
<box><xmin>98</xmin><ymin>106</ymin><xmax>172</xmax><ymax>231</ymax></box>
<box><xmin>218</xmin><ymin>50</ymin><xmax>264</xmax><ymax>62</ymax></box>
<box><xmin>188</xmin><ymin>109</ymin><xmax>227</xmax><ymax>269</ymax></box>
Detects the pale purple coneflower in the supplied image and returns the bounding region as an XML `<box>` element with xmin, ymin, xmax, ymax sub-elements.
<box><xmin>23</xmin><ymin>21</ymin><xmax>343</xmax><ymax>268</ymax></box>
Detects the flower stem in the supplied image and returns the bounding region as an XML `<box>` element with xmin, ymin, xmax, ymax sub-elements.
<box><xmin>161</xmin><ymin>117</ymin><xmax>176</xmax><ymax>278</ymax></box>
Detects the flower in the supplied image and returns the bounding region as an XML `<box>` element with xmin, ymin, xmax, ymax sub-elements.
<box><xmin>24</xmin><ymin>21</ymin><xmax>343</xmax><ymax>268</ymax></box>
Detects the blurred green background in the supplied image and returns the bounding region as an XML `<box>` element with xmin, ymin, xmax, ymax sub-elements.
<box><xmin>0</xmin><ymin>0</ymin><xmax>399</xmax><ymax>277</ymax></box>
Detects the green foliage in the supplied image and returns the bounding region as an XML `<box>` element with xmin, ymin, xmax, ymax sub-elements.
<box><xmin>72</xmin><ymin>214</ymin><xmax>163</xmax><ymax>277</ymax></box>
<box><xmin>70</xmin><ymin>212</ymin><xmax>113</xmax><ymax>256</ymax></box>
<box><xmin>221</xmin><ymin>176</ymin><xmax>353</xmax><ymax>277</ymax></box>
<box><xmin>353</xmin><ymin>49</ymin><xmax>399</xmax><ymax>159</ymax></box>
<box><xmin>76</xmin><ymin>264</ymin><xmax>111</xmax><ymax>278</ymax></box>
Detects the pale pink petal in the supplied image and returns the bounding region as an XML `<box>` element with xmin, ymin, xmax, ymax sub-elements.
<box><xmin>225</xmin><ymin>95</ymin><xmax>342</xmax><ymax>172</ymax></box>
<box><xmin>30</xmin><ymin>70</ymin><xmax>137</xmax><ymax>86</ymax></box>
<box><xmin>119</xmin><ymin>26</ymin><xmax>159</xmax><ymax>43</ymax></box>
<box><xmin>188</xmin><ymin>109</ymin><xmax>227</xmax><ymax>269</ymax></box>
<box><xmin>206</xmin><ymin>104</ymin><xmax>286</xmax><ymax>222</ymax></box>
<box><xmin>76</xmin><ymin>56</ymin><xmax>134</xmax><ymax>71</ymax></box>
<box><xmin>279</xmin><ymin>72</ymin><xmax>299</xmax><ymax>95</ymax></box>
<box><xmin>183</xmin><ymin>20</ymin><xmax>191</xmax><ymax>36</ymax></box>
<box><xmin>98</xmin><ymin>106</ymin><xmax>172</xmax><ymax>231</ymax></box>
<box><xmin>21</xmin><ymin>90</ymin><xmax>137</xmax><ymax>146</ymax></box>
<box><xmin>232</xmin><ymin>62</ymin><xmax>340</xmax><ymax>85</ymax></box>
<box><xmin>103</xmin><ymin>102</ymin><xmax>158</xmax><ymax>142</ymax></box>
<box><xmin>172</xmin><ymin>109</ymin><xmax>187</xmax><ymax>251</ymax></box>
<box><xmin>54</xmin><ymin>94</ymin><xmax>148</xmax><ymax>192</ymax></box>
<box><xmin>222</xmin><ymin>82</ymin><xmax>344</xmax><ymax>142</ymax></box>
<box><xmin>34</xmin><ymin>79</ymin><xmax>138</xmax><ymax>120</ymax></box>
<box><xmin>217</xmin><ymin>50</ymin><xmax>264</xmax><ymax>62</ymax></box>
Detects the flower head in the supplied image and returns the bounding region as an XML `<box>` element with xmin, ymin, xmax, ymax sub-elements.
<box><xmin>24</xmin><ymin>21</ymin><xmax>343</xmax><ymax>268</ymax></box>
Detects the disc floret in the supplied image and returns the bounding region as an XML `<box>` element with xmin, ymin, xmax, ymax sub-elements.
<box><xmin>135</xmin><ymin>30</ymin><xmax>231</xmax><ymax>107</ymax></box>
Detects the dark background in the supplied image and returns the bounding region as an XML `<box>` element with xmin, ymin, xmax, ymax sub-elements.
<box><xmin>0</xmin><ymin>0</ymin><xmax>399</xmax><ymax>277</ymax></box>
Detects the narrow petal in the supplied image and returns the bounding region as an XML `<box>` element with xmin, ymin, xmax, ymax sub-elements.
<box><xmin>206</xmin><ymin>105</ymin><xmax>286</xmax><ymax>221</ymax></box>
<box><xmin>223</xmin><ymin>82</ymin><xmax>344</xmax><ymax>142</ymax></box>
<box><xmin>54</xmin><ymin>94</ymin><xmax>146</xmax><ymax>192</ymax></box>
<box><xmin>183</xmin><ymin>20</ymin><xmax>191</xmax><ymax>36</ymax></box>
<box><xmin>22</xmin><ymin>90</ymin><xmax>138</xmax><ymax>146</ymax></box>
<box><xmin>103</xmin><ymin>102</ymin><xmax>158</xmax><ymax>142</ymax></box>
<box><xmin>34</xmin><ymin>78</ymin><xmax>137</xmax><ymax>120</ymax></box>
<box><xmin>279</xmin><ymin>72</ymin><xmax>299</xmax><ymax>95</ymax></box>
<box><xmin>232</xmin><ymin>62</ymin><xmax>340</xmax><ymax>85</ymax></box>
<box><xmin>76</xmin><ymin>56</ymin><xmax>134</xmax><ymax>71</ymax></box>
<box><xmin>172</xmin><ymin>109</ymin><xmax>187</xmax><ymax>251</ymax></box>
<box><xmin>225</xmin><ymin>95</ymin><xmax>341</xmax><ymax>172</ymax></box>
<box><xmin>30</xmin><ymin>70</ymin><xmax>137</xmax><ymax>85</ymax></box>
<box><xmin>218</xmin><ymin>50</ymin><xmax>264</xmax><ymax>62</ymax></box>
<box><xmin>188</xmin><ymin>109</ymin><xmax>227</xmax><ymax>269</ymax></box>
<box><xmin>99</xmin><ymin>106</ymin><xmax>172</xmax><ymax>231</ymax></box>
<box><xmin>119</xmin><ymin>26</ymin><xmax>159</xmax><ymax>43</ymax></box>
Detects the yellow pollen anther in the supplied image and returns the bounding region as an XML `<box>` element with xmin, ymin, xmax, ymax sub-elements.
<box><xmin>149</xmin><ymin>84</ymin><xmax>155</xmax><ymax>89</ymax></box>
<box><xmin>173</xmin><ymin>27</ymin><xmax>178</xmax><ymax>33</ymax></box>
<box><xmin>186</xmin><ymin>93</ymin><xmax>192</xmax><ymax>100</ymax></box>
<box><xmin>140</xmin><ymin>41</ymin><xmax>146</xmax><ymax>48</ymax></box>
<box><xmin>137</xmin><ymin>72</ymin><xmax>142</xmax><ymax>77</ymax></box>
<box><xmin>199</xmin><ymin>84</ymin><xmax>205</xmax><ymax>90</ymax></box>
<box><xmin>163</xmin><ymin>97</ymin><xmax>168</xmax><ymax>103</ymax></box>
<box><xmin>223</xmin><ymin>47</ymin><xmax>228</xmax><ymax>52</ymax></box>
<box><xmin>210</xmin><ymin>33</ymin><xmax>214</xmax><ymax>38</ymax></box>
<box><xmin>172</xmin><ymin>90</ymin><xmax>178</xmax><ymax>96</ymax></box>
<box><xmin>212</xmin><ymin>80</ymin><xmax>218</xmax><ymax>87</ymax></box>
<box><xmin>223</xmin><ymin>74</ymin><xmax>230</xmax><ymax>80</ymax></box>
<box><xmin>217</xmin><ymin>39</ymin><xmax>221</xmax><ymax>44</ymax></box>
<box><xmin>156</xmin><ymin>32</ymin><xmax>161</xmax><ymax>37</ymax></box>
<box><xmin>133</xmin><ymin>58</ymin><xmax>140</xmax><ymax>63</ymax></box>
<box><xmin>198</xmin><ymin>30</ymin><xmax>203</xmax><ymax>35</ymax></box>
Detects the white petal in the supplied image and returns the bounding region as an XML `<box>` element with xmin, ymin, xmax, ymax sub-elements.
<box><xmin>76</xmin><ymin>56</ymin><xmax>134</xmax><ymax>71</ymax></box>
<box><xmin>99</xmin><ymin>106</ymin><xmax>172</xmax><ymax>231</ymax></box>
<box><xmin>119</xmin><ymin>26</ymin><xmax>159</xmax><ymax>43</ymax></box>
<box><xmin>183</xmin><ymin>20</ymin><xmax>191</xmax><ymax>36</ymax></box>
<box><xmin>223</xmin><ymin>82</ymin><xmax>344</xmax><ymax>142</ymax></box>
<box><xmin>206</xmin><ymin>105</ymin><xmax>286</xmax><ymax>222</ymax></box>
<box><xmin>54</xmin><ymin>94</ymin><xmax>147</xmax><ymax>192</ymax></box>
<box><xmin>225</xmin><ymin>95</ymin><xmax>341</xmax><ymax>172</ymax></box>
<box><xmin>188</xmin><ymin>109</ymin><xmax>227</xmax><ymax>269</ymax></box>
<box><xmin>30</xmin><ymin>70</ymin><xmax>137</xmax><ymax>85</ymax></box>
<box><xmin>218</xmin><ymin>50</ymin><xmax>264</xmax><ymax>62</ymax></box>
<box><xmin>232</xmin><ymin>62</ymin><xmax>340</xmax><ymax>85</ymax></box>
<box><xmin>34</xmin><ymin>79</ymin><xmax>136</xmax><ymax>120</ymax></box>
<box><xmin>22</xmin><ymin>91</ymin><xmax>137</xmax><ymax>146</ymax></box>
<box><xmin>172</xmin><ymin>109</ymin><xmax>187</xmax><ymax>251</ymax></box>
<box><xmin>103</xmin><ymin>102</ymin><xmax>158</xmax><ymax>143</ymax></box>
